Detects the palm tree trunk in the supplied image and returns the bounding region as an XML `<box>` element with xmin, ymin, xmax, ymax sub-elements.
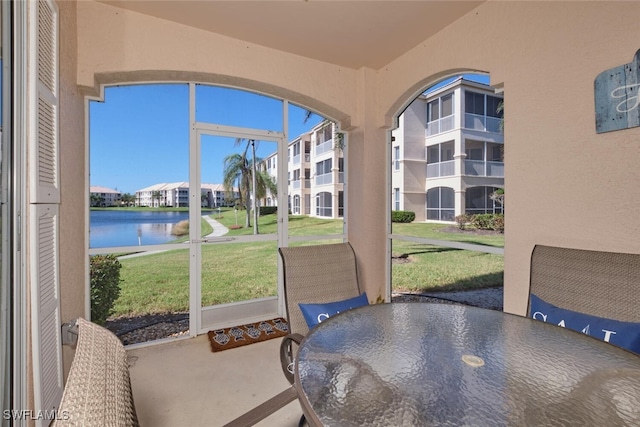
<box><xmin>251</xmin><ymin>140</ymin><xmax>258</xmax><ymax>235</ymax></box>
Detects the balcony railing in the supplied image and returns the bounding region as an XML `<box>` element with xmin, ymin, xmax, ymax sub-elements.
<box><xmin>315</xmin><ymin>173</ymin><xmax>332</xmax><ymax>186</ymax></box>
<box><xmin>426</xmin><ymin>115</ymin><xmax>455</xmax><ymax>136</ymax></box>
<box><xmin>338</xmin><ymin>172</ymin><xmax>344</xmax><ymax>183</ymax></box>
<box><xmin>465</xmin><ymin>113</ymin><xmax>502</xmax><ymax>133</ymax></box>
<box><xmin>465</xmin><ymin>160</ymin><xmax>504</xmax><ymax>177</ymax></box>
<box><xmin>426</xmin><ymin>160</ymin><xmax>455</xmax><ymax>178</ymax></box>
<box><xmin>291</xmin><ymin>179</ymin><xmax>311</xmax><ymax>190</ymax></box>
<box><xmin>315</xmin><ymin>139</ymin><xmax>333</xmax><ymax>156</ymax></box>
<box><xmin>293</xmin><ymin>154</ymin><xmax>300</xmax><ymax>165</ymax></box>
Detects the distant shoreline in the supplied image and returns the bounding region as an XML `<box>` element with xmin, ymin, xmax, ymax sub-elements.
<box><xmin>90</xmin><ymin>207</ymin><xmax>218</xmax><ymax>213</ymax></box>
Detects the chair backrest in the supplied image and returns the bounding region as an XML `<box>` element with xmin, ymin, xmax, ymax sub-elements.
<box><xmin>529</xmin><ymin>245</ymin><xmax>640</xmax><ymax>322</ymax></box>
<box><xmin>279</xmin><ymin>242</ymin><xmax>361</xmax><ymax>337</ymax></box>
<box><xmin>55</xmin><ymin>317</ymin><xmax>139</xmax><ymax>426</ymax></box>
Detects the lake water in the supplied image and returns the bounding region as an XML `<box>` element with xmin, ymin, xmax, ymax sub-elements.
<box><xmin>90</xmin><ymin>210</ymin><xmax>191</xmax><ymax>248</ymax></box>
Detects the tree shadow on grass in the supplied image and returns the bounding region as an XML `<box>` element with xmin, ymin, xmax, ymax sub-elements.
<box><xmin>393</xmin><ymin>245</ymin><xmax>460</xmax><ymax>258</ymax></box>
<box><xmin>411</xmin><ymin>271</ymin><xmax>504</xmax><ymax>294</ymax></box>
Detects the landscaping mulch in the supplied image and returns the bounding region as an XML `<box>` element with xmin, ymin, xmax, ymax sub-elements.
<box><xmin>106</xmin><ymin>287</ymin><xmax>503</xmax><ymax>346</ymax></box>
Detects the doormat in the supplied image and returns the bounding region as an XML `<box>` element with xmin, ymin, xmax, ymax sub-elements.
<box><xmin>207</xmin><ymin>318</ymin><xmax>289</xmax><ymax>352</ymax></box>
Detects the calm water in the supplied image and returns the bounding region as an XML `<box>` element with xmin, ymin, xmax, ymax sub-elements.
<box><xmin>90</xmin><ymin>210</ymin><xmax>191</xmax><ymax>248</ymax></box>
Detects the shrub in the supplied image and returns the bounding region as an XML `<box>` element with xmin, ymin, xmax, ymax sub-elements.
<box><xmin>471</xmin><ymin>214</ymin><xmax>494</xmax><ymax>230</ymax></box>
<box><xmin>470</xmin><ymin>213</ymin><xmax>505</xmax><ymax>232</ymax></box>
<box><xmin>90</xmin><ymin>255</ymin><xmax>122</xmax><ymax>325</ymax></box>
<box><xmin>391</xmin><ymin>210</ymin><xmax>415</xmax><ymax>223</ymax></box>
<box><xmin>491</xmin><ymin>214</ymin><xmax>505</xmax><ymax>232</ymax></box>
<box><xmin>455</xmin><ymin>214</ymin><xmax>470</xmax><ymax>230</ymax></box>
<box><xmin>259</xmin><ymin>206</ymin><xmax>278</xmax><ymax>216</ymax></box>
<box><xmin>171</xmin><ymin>219</ymin><xmax>189</xmax><ymax>236</ymax></box>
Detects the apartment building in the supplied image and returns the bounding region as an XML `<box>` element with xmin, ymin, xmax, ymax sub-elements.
<box><xmin>135</xmin><ymin>182</ymin><xmax>238</xmax><ymax>208</ymax></box>
<box><xmin>262</xmin><ymin>120</ymin><xmax>344</xmax><ymax>218</ymax></box>
<box><xmin>392</xmin><ymin>77</ymin><xmax>504</xmax><ymax>222</ymax></box>
<box><xmin>89</xmin><ymin>185</ymin><xmax>122</xmax><ymax>207</ymax></box>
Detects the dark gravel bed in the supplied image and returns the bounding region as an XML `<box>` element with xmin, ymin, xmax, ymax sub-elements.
<box><xmin>107</xmin><ymin>287</ymin><xmax>503</xmax><ymax>346</ymax></box>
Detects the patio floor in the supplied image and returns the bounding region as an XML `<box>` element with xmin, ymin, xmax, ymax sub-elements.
<box><xmin>127</xmin><ymin>335</ymin><xmax>302</xmax><ymax>426</ymax></box>
<box><xmin>126</xmin><ymin>295</ymin><xmax>503</xmax><ymax>425</ymax></box>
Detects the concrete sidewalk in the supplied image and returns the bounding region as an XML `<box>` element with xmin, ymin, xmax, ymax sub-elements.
<box><xmin>202</xmin><ymin>215</ymin><xmax>229</xmax><ymax>237</ymax></box>
<box><xmin>118</xmin><ymin>215</ymin><xmax>229</xmax><ymax>259</ymax></box>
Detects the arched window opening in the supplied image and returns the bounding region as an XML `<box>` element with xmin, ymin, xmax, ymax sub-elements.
<box><xmin>465</xmin><ymin>186</ymin><xmax>503</xmax><ymax>215</ymax></box>
<box><xmin>389</xmin><ymin>72</ymin><xmax>504</xmax><ymax>304</ymax></box>
<box><xmin>88</xmin><ymin>82</ymin><xmax>347</xmax><ymax>344</ymax></box>
<box><xmin>316</xmin><ymin>191</ymin><xmax>332</xmax><ymax>217</ymax></box>
<box><xmin>426</xmin><ymin>187</ymin><xmax>455</xmax><ymax>221</ymax></box>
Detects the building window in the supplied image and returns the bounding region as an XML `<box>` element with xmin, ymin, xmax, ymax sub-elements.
<box><xmin>426</xmin><ymin>187</ymin><xmax>455</xmax><ymax>221</ymax></box>
<box><xmin>426</xmin><ymin>141</ymin><xmax>455</xmax><ymax>178</ymax></box>
<box><xmin>393</xmin><ymin>146</ymin><xmax>400</xmax><ymax>171</ymax></box>
<box><xmin>316</xmin><ymin>192</ymin><xmax>332</xmax><ymax>217</ymax></box>
<box><xmin>465</xmin><ymin>186</ymin><xmax>503</xmax><ymax>215</ymax></box>
<box><xmin>315</xmin><ymin>158</ymin><xmax>332</xmax><ymax>185</ymax></box>
<box><xmin>464</xmin><ymin>140</ymin><xmax>504</xmax><ymax>177</ymax></box>
<box><xmin>394</xmin><ymin>188</ymin><xmax>400</xmax><ymax>211</ymax></box>
<box><xmin>465</xmin><ymin>91</ymin><xmax>503</xmax><ymax>133</ymax></box>
<box><xmin>427</xmin><ymin>93</ymin><xmax>455</xmax><ymax>136</ymax></box>
<box><xmin>292</xmin><ymin>142</ymin><xmax>301</xmax><ymax>164</ymax></box>
<box><xmin>293</xmin><ymin>195</ymin><xmax>301</xmax><ymax>214</ymax></box>
<box><xmin>292</xmin><ymin>168</ymin><xmax>301</xmax><ymax>189</ymax></box>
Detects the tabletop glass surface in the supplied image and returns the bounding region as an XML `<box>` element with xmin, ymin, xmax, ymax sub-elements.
<box><xmin>296</xmin><ymin>303</ymin><xmax>640</xmax><ymax>426</ymax></box>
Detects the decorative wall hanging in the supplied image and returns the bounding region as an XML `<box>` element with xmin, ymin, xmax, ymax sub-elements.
<box><xmin>595</xmin><ymin>49</ymin><xmax>640</xmax><ymax>133</ymax></box>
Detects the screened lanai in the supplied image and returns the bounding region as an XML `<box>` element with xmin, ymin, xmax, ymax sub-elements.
<box><xmin>3</xmin><ymin>1</ymin><xmax>640</xmax><ymax>424</ymax></box>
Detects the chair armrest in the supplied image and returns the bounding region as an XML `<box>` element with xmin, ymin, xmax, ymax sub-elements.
<box><xmin>222</xmin><ymin>386</ymin><xmax>298</xmax><ymax>427</ymax></box>
<box><xmin>280</xmin><ymin>333</ymin><xmax>304</xmax><ymax>384</ymax></box>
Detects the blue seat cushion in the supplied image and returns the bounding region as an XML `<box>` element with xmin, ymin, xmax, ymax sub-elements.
<box><xmin>530</xmin><ymin>294</ymin><xmax>640</xmax><ymax>354</ymax></box>
<box><xmin>299</xmin><ymin>293</ymin><xmax>369</xmax><ymax>329</ymax></box>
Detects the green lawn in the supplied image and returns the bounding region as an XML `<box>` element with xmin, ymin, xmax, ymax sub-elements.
<box><xmin>112</xmin><ymin>214</ymin><xmax>503</xmax><ymax>317</ymax></box>
<box><xmin>213</xmin><ymin>208</ymin><xmax>344</xmax><ymax>236</ymax></box>
<box><xmin>391</xmin><ymin>222</ymin><xmax>504</xmax><ymax>294</ymax></box>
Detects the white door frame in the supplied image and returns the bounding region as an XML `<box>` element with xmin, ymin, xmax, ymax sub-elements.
<box><xmin>188</xmin><ymin>84</ymin><xmax>289</xmax><ymax>335</ymax></box>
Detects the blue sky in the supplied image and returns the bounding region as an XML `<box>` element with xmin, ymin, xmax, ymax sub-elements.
<box><xmin>89</xmin><ymin>84</ymin><xmax>323</xmax><ymax>194</ymax></box>
<box><xmin>90</xmin><ymin>74</ymin><xmax>489</xmax><ymax>194</ymax></box>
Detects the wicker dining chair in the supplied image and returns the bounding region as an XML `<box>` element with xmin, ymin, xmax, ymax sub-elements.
<box><xmin>529</xmin><ymin>245</ymin><xmax>640</xmax><ymax>322</ymax></box>
<box><xmin>275</xmin><ymin>242</ymin><xmax>364</xmax><ymax>427</ymax></box>
<box><xmin>278</xmin><ymin>242</ymin><xmax>363</xmax><ymax>384</ymax></box>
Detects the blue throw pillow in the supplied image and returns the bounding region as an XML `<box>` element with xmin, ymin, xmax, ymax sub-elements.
<box><xmin>299</xmin><ymin>293</ymin><xmax>369</xmax><ymax>329</ymax></box>
<box><xmin>530</xmin><ymin>294</ymin><xmax>640</xmax><ymax>354</ymax></box>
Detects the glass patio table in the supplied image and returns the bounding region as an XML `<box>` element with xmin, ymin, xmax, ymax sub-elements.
<box><xmin>295</xmin><ymin>303</ymin><xmax>640</xmax><ymax>426</ymax></box>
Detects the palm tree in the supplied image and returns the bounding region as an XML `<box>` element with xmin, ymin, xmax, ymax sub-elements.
<box><xmin>223</xmin><ymin>146</ymin><xmax>252</xmax><ymax>229</ymax></box>
<box><xmin>121</xmin><ymin>193</ymin><xmax>136</xmax><ymax>207</ymax></box>
<box><xmin>151</xmin><ymin>190</ymin><xmax>163</xmax><ymax>208</ymax></box>
<box><xmin>90</xmin><ymin>194</ymin><xmax>102</xmax><ymax>207</ymax></box>
<box><xmin>222</xmin><ymin>139</ymin><xmax>277</xmax><ymax>234</ymax></box>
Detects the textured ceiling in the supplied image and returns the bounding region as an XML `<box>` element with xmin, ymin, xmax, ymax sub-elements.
<box><xmin>98</xmin><ymin>1</ymin><xmax>483</xmax><ymax>69</ymax></box>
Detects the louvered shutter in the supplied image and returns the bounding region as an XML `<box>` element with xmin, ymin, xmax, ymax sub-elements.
<box><xmin>30</xmin><ymin>0</ymin><xmax>59</xmax><ymax>204</ymax></box>
<box><xmin>30</xmin><ymin>204</ymin><xmax>63</xmax><ymax>423</ymax></box>
<box><xmin>29</xmin><ymin>0</ymin><xmax>63</xmax><ymax>423</ymax></box>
